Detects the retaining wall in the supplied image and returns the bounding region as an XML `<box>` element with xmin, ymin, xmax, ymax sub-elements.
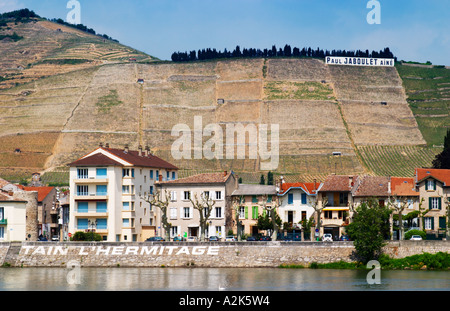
<box><xmin>0</xmin><ymin>241</ymin><xmax>448</xmax><ymax>268</ymax></box>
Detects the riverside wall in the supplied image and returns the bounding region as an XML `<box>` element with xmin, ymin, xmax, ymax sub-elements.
<box><xmin>0</xmin><ymin>241</ymin><xmax>448</xmax><ymax>268</ymax></box>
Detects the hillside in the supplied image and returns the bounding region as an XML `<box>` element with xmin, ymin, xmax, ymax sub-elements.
<box><xmin>0</xmin><ymin>15</ymin><xmax>446</xmax><ymax>184</ymax></box>
<box><xmin>0</xmin><ymin>15</ymin><xmax>153</xmax><ymax>89</ymax></box>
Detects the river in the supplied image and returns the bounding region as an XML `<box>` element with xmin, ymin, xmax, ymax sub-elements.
<box><xmin>0</xmin><ymin>267</ymin><xmax>448</xmax><ymax>291</ymax></box>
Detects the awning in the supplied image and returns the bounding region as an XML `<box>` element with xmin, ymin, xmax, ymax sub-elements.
<box><xmin>323</xmin><ymin>207</ymin><xmax>349</xmax><ymax>211</ymax></box>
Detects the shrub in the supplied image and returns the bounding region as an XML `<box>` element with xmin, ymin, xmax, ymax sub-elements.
<box><xmin>404</xmin><ymin>229</ymin><xmax>426</xmax><ymax>240</ymax></box>
<box><xmin>70</xmin><ymin>231</ymin><xmax>102</xmax><ymax>241</ymax></box>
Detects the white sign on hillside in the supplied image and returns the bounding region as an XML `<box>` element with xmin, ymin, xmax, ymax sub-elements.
<box><xmin>325</xmin><ymin>56</ymin><xmax>394</xmax><ymax>67</ymax></box>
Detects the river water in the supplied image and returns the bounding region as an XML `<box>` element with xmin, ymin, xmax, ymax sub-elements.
<box><xmin>0</xmin><ymin>267</ymin><xmax>448</xmax><ymax>291</ymax></box>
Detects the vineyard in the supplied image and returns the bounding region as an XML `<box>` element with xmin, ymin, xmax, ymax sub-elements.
<box><xmin>358</xmin><ymin>145</ymin><xmax>441</xmax><ymax>177</ymax></box>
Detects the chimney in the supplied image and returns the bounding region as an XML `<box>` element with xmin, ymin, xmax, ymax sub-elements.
<box><xmin>145</xmin><ymin>146</ymin><xmax>150</xmax><ymax>157</ymax></box>
<box><xmin>99</xmin><ymin>142</ymin><xmax>103</xmax><ymax>148</ymax></box>
<box><xmin>313</xmin><ymin>179</ymin><xmax>317</xmax><ymax>192</ymax></box>
<box><xmin>349</xmin><ymin>176</ymin><xmax>354</xmax><ymax>188</ymax></box>
<box><xmin>138</xmin><ymin>145</ymin><xmax>143</xmax><ymax>157</ymax></box>
<box><xmin>124</xmin><ymin>144</ymin><xmax>129</xmax><ymax>153</ymax></box>
<box><xmin>105</xmin><ymin>143</ymin><xmax>110</xmax><ymax>148</ymax></box>
<box><xmin>223</xmin><ymin>170</ymin><xmax>228</xmax><ymax>177</ymax></box>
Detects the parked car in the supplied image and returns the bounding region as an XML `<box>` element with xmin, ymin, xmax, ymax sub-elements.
<box><xmin>187</xmin><ymin>236</ymin><xmax>198</xmax><ymax>242</ymax></box>
<box><xmin>209</xmin><ymin>236</ymin><xmax>220</xmax><ymax>242</ymax></box>
<box><xmin>173</xmin><ymin>236</ymin><xmax>185</xmax><ymax>242</ymax></box>
<box><xmin>410</xmin><ymin>235</ymin><xmax>423</xmax><ymax>241</ymax></box>
<box><xmin>51</xmin><ymin>235</ymin><xmax>60</xmax><ymax>242</ymax></box>
<box><xmin>246</xmin><ymin>236</ymin><xmax>257</xmax><ymax>241</ymax></box>
<box><xmin>339</xmin><ymin>235</ymin><xmax>350</xmax><ymax>241</ymax></box>
<box><xmin>146</xmin><ymin>236</ymin><xmax>165</xmax><ymax>242</ymax></box>
<box><xmin>38</xmin><ymin>235</ymin><xmax>48</xmax><ymax>241</ymax></box>
<box><xmin>225</xmin><ymin>236</ymin><xmax>236</xmax><ymax>242</ymax></box>
<box><xmin>322</xmin><ymin>234</ymin><xmax>333</xmax><ymax>242</ymax></box>
<box><xmin>259</xmin><ymin>236</ymin><xmax>272</xmax><ymax>241</ymax></box>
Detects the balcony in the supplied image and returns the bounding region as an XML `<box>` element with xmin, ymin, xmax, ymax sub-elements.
<box><xmin>75</xmin><ymin>192</ymin><xmax>108</xmax><ymax>200</ymax></box>
<box><xmin>0</xmin><ymin>219</ymin><xmax>7</xmax><ymax>225</ymax></box>
<box><xmin>74</xmin><ymin>177</ymin><xmax>109</xmax><ymax>184</ymax></box>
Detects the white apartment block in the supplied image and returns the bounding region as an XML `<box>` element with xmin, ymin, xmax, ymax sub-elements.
<box><xmin>68</xmin><ymin>144</ymin><xmax>178</xmax><ymax>242</ymax></box>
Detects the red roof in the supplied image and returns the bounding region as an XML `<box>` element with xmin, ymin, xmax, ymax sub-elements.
<box><xmin>352</xmin><ymin>176</ymin><xmax>390</xmax><ymax>197</ymax></box>
<box><xmin>319</xmin><ymin>175</ymin><xmax>358</xmax><ymax>192</ymax></box>
<box><xmin>20</xmin><ymin>186</ymin><xmax>54</xmax><ymax>202</ymax></box>
<box><xmin>279</xmin><ymin>182</ymin><xmax>320</xmax><ymax>195</ymax></box>
<box><xmin>391</xmin><ymin>177</ymin><xmax>418</xmax><ymax>196</ymax></box>
<box><xmin>68</xmin><ymin>147</ymin><xmax>178</xmax><ymax>170</ymax></box>
<box><xmin>416</xmin><ymin>168</ymin><xmax>450</xmax><ymax>186</ymax></box>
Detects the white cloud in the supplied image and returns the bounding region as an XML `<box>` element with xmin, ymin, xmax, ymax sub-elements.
<box><xmin>0</xmin><ymin>0</ymin><xmax>25</xmax><ymax>14</ymax></box>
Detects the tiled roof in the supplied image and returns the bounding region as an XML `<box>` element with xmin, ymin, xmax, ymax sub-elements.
<box><xmin>391</xmin><ymin>177</ymin><xmax>418</xmax><ymax>196</ymax></box>
<box><xmin>0</xmin><ymin>191</ymin><xmax>27</xmax><ymax>202</ymax></box>
<box><xmin>279</xmin><ymin>182</ymin><xmax>320</xmax><ymax>195</ymax></box>
<box><xmin>319</xmin><ymin>175</ymin><xmax>357</xmax><ymax>192</ymax></box>
<box><xmin>158</xmin><ymin>172</ymin><xmax>233</xmax><ymax>185</ymax></box>
<box><xmin>68</xmin><ymin>147</ymin><xmax>178</xmax><ymax>170</ymax></box>
<box><xmin>353</xmin><ymin>176</ymin><xmax>390</xmax><ymax>197</ymax></box>
<box><xmin>416</xmin><ymin>168</ymin><xmax>450</xmax><ymax>186</ymax></box>
<box><xmin>232</xmin><ymin>184</ymin><xmax>277</xmax><ymax>196</ymax></box>
<box><xmin>20</xmin><ymin>186</ymin><xmax>54</xmax><ymax>202</ymax></box>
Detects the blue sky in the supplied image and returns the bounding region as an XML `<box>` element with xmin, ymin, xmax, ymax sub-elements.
<box><xmin>1</xmin><ymin>0</ymin><xmax>449</xmax><ymax>65</ymax></box>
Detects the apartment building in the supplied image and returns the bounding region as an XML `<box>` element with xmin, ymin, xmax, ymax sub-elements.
<box><xmin>156</xmin><ymin>171</ymin><xmax>238</xmax><ymax>240</ymax></box>
<box><xmin>68</xmin><ymin>144</ymin><xmax>178</xmax><ymax>242</ymax></box>
<box><xmin>231</xmin><ymin>184</ymin><xmax>278</xmax><ymax>237</ymax></box>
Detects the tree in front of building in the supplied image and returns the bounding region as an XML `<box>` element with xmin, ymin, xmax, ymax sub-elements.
<box><xmin>346</xmin><ymin>199</ymin><xmax>392</xmax><ymax>264</ymax></box>
<box><xmin>232</xmin><ymin>195</ymin><xmax>245</xmax><ymax>241</ymax></box>
<box><xmin>142</xmin><ymin>190</ymin><xmax>172</xmax><ymax>241</ymax></box>
<box><xmin>190</xmin><ymin>192</ymin><xmax>216</xmax><ymax>241</ymax></box>
<box><xmin>259</xmin><ymin>194</ymin><xmax>281</xmax><ymax>240</ymax></box>
<box><xmin>308</xmin><ymin>196</ymin><xmax>328</xmax><ymax>241</ymax></box>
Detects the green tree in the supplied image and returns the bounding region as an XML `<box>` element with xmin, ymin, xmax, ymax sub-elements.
<box><xmin>432</xmin><ymin>129</ymin><xmax>450</xmax><ymax>169</ymax></box>
<box><xmin>259</xmin><ymin>174</ymin><xmax>265</xmax><ymax>185</ymax></box>
<box><xmin>267</xmin><ymin>171</ymin><xmax>274</xmax><ymax>185</ymax></box>
<box><xmin>346</xmin><ymin>199</ymin><xmax>392</xmax><ymax>263</ymax></box>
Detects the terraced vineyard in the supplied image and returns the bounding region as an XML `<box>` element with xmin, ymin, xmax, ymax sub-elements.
<box><xmin>396</xmin><ymin>63</ymin><xmax>450</xmax><ymax>147</ymax></box>
<box><xmin>358</xmin><ymin>145</ymin><xmax>441</xmax><ymax>177</ymax></box>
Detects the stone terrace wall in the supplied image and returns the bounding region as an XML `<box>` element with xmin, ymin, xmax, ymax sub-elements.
<box><xmin>0</xmin><ymin>241</ymin><xmax>448</xmax><ymax>268</ymax></box>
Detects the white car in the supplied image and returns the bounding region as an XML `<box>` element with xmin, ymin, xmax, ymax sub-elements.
<box><xmin>225</xmin><ymin>236</ymin><xmax>236</xmax><ymax>242</ymax></box>
<box><xmin>322</xmin><ymin>234</ymin><xmax>333</xmax><ymax>242</ymax></box>
<box><xmin>410</xmin><ymin>235</ymin><xmax>423</xmax><ymax>241</ymax></box>
<box><xmin>187</xmin><ymin>236</ymin><xmax>197</xmax><ymax>242</ymax></box>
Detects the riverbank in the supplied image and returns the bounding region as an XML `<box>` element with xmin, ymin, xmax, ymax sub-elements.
<box><xmin>279</xmin><ymin>251</ymin><xmax>450</xmax><ymax>271</ymax></box>
<box><xmin>0</xmin><ymin>241</ymin><xmax>448</xmax><ymax>268</ymax></box>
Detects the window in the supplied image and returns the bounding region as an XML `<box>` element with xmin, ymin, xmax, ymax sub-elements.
<box><xmin>426</xmin><ymin>179</ymin><xmax>436</xmax><ymax>191</ymax></box>
<box><xmin>122</xmin><ymin>219</ymin><xmax>130</xmax><ymax>227</ymax></box>
<box><xmin>77</xmin><ymin>168</ymin><xmax>88</xmax><ymax>179</ymax></box>
<box><xmin>77</xmin><ymin>202</ymin><xmax>88</xmax><ymax>213</ymax></box>
<box><xmin>301</xmin><ymin>193</ymin><xmax>307</xmax><ymax>205</ymax></box>
<box><xmin>183</xmin><ymin>207</ymin><xmax>191</xmax><ymax>218</ymax></box>
<box><xmin>172</xmin><ymin>172</ymin><xmax>176</xmax><ymax>180</ymax></box>
<box><xmin>252</xmin><ymin>206</ymin><xmax>259</xmax><ymax>219</ymax></box>
<box><xmin>97</xmin><ymin>219</ymin><xmax>107</xmax><ymax>230</ymax></box>
<box><xmin>150</xmin><ymin>170</ymin><xmax>154</xmax><ymax>179</ymax></box>
<box><xmin>339</xmin><ymin>193</ymin><xmax>348</xmax><ymax>206</ymax></box>
<box><xmin>0</xmin><ymin>207</ymin><xmax>4</xmax><ymax>221</ymax></box>
<box><xmin>203</xmin><ymin>191</ymin><xmax>210</xmax><ymax>200</ymax></box>
<box><xmin>170</xmin><ymin>191</ymin><xmax>177</xmax><ymax>202</ymax></box>
<box><xmin>77</xmin><ymin>185</ymin><xmax>89</xmax><ymax>196</ymax></box>
<box><xmin>149</xmin><ymin>186</ymin><xmax>154</xmax><ymax>195</ymax></box>
<box><xmin>288</xmin><ymin>193</ymin><xmax>294</xmax><ymax>204</ymax></box>
<box><xmin>77</xmin><ymin>219</ymin><xmax>88</xmax><ymax>230</ymax></box>
<box><xmin>215</xmin><ymin>207</ymin><xmax>222</xmax><ymax>218</ymax></box>
<box><xmin>0</xmin><ymin>227</ymin><xmax>4</xmax><ymax>239</ymax></box>
<box><xmin>122</xmin><ymin>202</ymin><xmax>130</xmax><ymax>211</ymax></box>
<box><xmin>239</xmin><ymin>206</ymin><xmax>245</xmax><ymax>219</ymax></box>
<box><xmin>170</xmin><ymin>208</ymin><xmax>177</xmax><ymax>220</ymax></box>
<box><xmin>215</xmin><ymin>191</ymin><xmax>222</xmax><ymax>200</ymax></box>
<box><xmin>122</xmin><ymin>185</ymin><xmax>130</xmax><ymax>194</ymax></box>
<box><xmin>167</xmin><ymin>171</ymin><xmax>170</xmax><ymax>180</ymax></box>
<box><xmin>267</xmin><ymin>195</ymin><xmax>272</xmax><ymax>203</ymax></box>
<box><xmin>131</xmin><ymin>169</ymin><xmax>135</xmax><ymax>178</ymax></box>
<box><xmin>215</xmin><ymin>226</ymin><xmax>222</xmax><ymax>237</ymax></box>
<box><xmin>424</xmin><ymin>217</ymin><xmax>434</xmax><ymax>230</ymax></box>
<box><xmin>123</xmin><ymin>169</ymin><xmax>130</xmax><ymax>177</ymax></box>
<box><xmin>429</xmin><ymin>197</ymin><xmax>441</xmax><ymax>210</ymax></box>
<box><xmin>252</xmin><ymin>195</ymin><xmax>258</xmax><ymax>203</ymax></box>
<box><xmin>439</xmin><ymin>217</ymin><xmax>447</xmax><ymax>229</ymax></box>
<box><xmin>96</xmin><ymin>168</ymin><xmax>107</xmax><ymax>178</ymax></box>
<box><xmin>96</xmin><ymin>185</ymin><xmax>107</xmax><ymax>196</ymax></box>
<box><xmin>184</xmin><ymin>191</ymin><xmax>191</xmax><ymax>200</ymax></box>
<box><xmin>96</xmin><ymin>202</ymin><xmax>107</xmax><ymax>213</ymax></box>
<box><xmin>324</xmin><ymin>211</ymin><xmax>332</xmax><ymax>219</ymax></box>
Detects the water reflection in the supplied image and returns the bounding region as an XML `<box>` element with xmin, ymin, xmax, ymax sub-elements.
<box><xmin>0</xmin><ymin>268</ymin><xmax>448</xmax><ymax>291</ymax></box>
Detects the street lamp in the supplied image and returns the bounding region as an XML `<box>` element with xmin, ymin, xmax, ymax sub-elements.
<box><xmin>88</xmin><ymin>219</ymin><xmax>97</xmax><ymax>241</ymax></box>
